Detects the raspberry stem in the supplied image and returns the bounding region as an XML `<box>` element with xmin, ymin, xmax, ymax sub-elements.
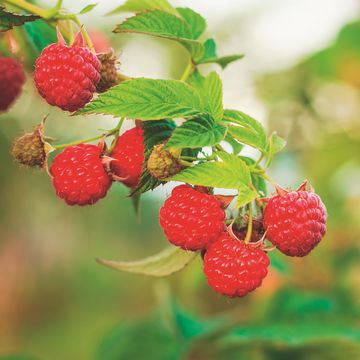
<box><xmin>180</xmin><ymin>61</ymin><xmax>195</xmax><ymax>82</ymax></box>
<box><xmin>53</xmin><ymin>127</ymin><xmax>119</xmax><ymax>150</ymax></box>
<box><xmin>244</xmin><ymin>204</ymin><xmax>253</xmax><ymax>244</ymax></box>
<box><xmin>108</xmin><ymin>118</ymin><xmax>125</xmax><ymax>154</ymax></box>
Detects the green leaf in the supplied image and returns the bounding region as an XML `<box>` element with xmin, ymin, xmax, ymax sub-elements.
<box><xmin>223</xmin><ymin>109</ymin><xmax>268</xmax><ymax>152</ymax></box>
<box><xmin>176</xmin><ymin>7</ymin><xmax>206</xmax><ymax>39</ymax></box>
<box><xmin>25</xmin><ymin>20</ymin><xmax>57</xmax><ymax>54</ymax></box>
<box><xmin>79</xmin><ymin>3</ymin><xmax>98</xmax><ymax>14</ymax></box>
<box><xmin>96</xmin><ymin>246</ymin><xmax>197</xmax><ymax>277</ymax></box>
<box><xmin>171</xmin><ymin>152</ymin><xmax>251</xmax><ymax>189</ymax></box>
<box><xmin>224</xmin><ymin>134</ymin><xmax>243</xmax><ymax>155</ymax></box>
<box><xmin>199</xmin><ymin>54</ymin><xmax>245</xmax><ymax>68</ymax></box>
<box><xmin>79</xmin><ymin>78</ymin><xmax>205</xmax><ymax>120</ymax></box>
<box><xmin>204</xmin><ymin>72</ymin><xmax>223</xmax><ymax>122</ymax></box>
<box><xmin>0</xmin><ymin>6</ymin><xmax>39</xmax><ymax>32</ymax></box>
<box><xmin>166</xmin><ymin>115</ymin><xmax>227</xmax><ymax>150</ymax></box>
<box><xmin>107</xmin><ymin>0</ymin><xmax>177</xmax><ymax>16</ymax></box>
<box><xmin>269</xmin><ymin>131</ymin><xmax>286</xmax><ymax>154</ymax></box>
<box><xmin>143</xmin><ymin>119</ymin><xmax>176</xmax><ymax>150</ymax></box>
<box><xmin>188</xmin><ymin>71</ymin><xmax>223</xmax><ymax>122</ymax></box>
<box><xmin>241</xmin><ymin>156</ymin><xmax>267</xmax><ymax>197</ymax></box>
<box><xmin>114</xmin><ymin>10</ymin><xmax>204</xmax><ymax>60</ymax></box>
<box><xmin>221</xmin><ymin>322</ymin><xmax>360</xmax><ymax>347</ymax></box>
<box><xmin>196</xmin><ymin>38</ymin><xmax>244</xmax><ymax>68</ymax></box>
<box><xmin>236</xmin><ymin>184</ymin><xmax>258</xmax><ymax>208</ymax></box>
<box><xmin>96</xmin><ymin>317</ymin><xmax>183</xmax><ymax>360</ymax></box>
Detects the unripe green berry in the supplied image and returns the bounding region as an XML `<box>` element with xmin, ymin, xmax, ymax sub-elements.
<box><xmin>147</xmin><ymin>144</ymin><xmax>183</xmax><ymax>180</ymax></box>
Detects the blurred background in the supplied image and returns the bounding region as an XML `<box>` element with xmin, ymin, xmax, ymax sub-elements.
<box><xmin>1</xmin><ymin>0</ymin><xmax>360</xmax><ymax>359</ymax></box>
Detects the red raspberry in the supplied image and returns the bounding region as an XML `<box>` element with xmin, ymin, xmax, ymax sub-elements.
<box><xmin>263</xmin><ymin>189</ymin><xmax>327</xmax><ymax>257</ymax></box>
<box><xmin>50</xmin><ymin>144</ymin><xmax>111</xmax><ymax>206</ymax></box>
<box><xmin>0</xmin><ymin>57</ymin><xmax>25</xmax><ymax>112</ymax></box>
<box><xmin>204</xmin><ymin>233</ymin><xmax>270</xmax><ymax>297</ymax></box>
<box><xmin>110</xmin><ymin>127</ymin><xmax>144</xmax><ymax>188</ymax></box>
<box><xmin>34</xmin><ymin>43</ymin><xmax>101</xmax><ymax>111</ymax></box>
<box><xmin>159</xmin><ymin>185</ymin><xmax>225</xmax><ymax>250</ymax></box>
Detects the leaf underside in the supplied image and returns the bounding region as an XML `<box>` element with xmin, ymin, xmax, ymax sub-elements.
<box><xmin>96</xmin><ymin>246</ymin><xmax>198</xmax><ymax>277</ymax></box>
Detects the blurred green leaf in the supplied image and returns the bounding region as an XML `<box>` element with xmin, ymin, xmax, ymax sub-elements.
<box><xmin>114</xmin><ymin>10</ymin><xmax>204</xmax><ymax>60</ymax></box>
<box><xmin>0</xmin><ymin>6</ymin><xmax>39</xmax><ymax>32</ymax></box>
<box><xmin>107</xmin><ymin>0</ymin><xmax>177</xmax><ymax>16</ymax></box>
<box><xmin>79</xmin><ymin>78</ymin><xmax>204</xmax><ymax>120</ymax></box>
<box><xmin>96</xmin><ymin>246</ymin><xmax>197</xmax><ymax>277</ymax></box>
<box><xmin>78</xmin><ymin>3</ymin><xmax>98</xmax><ymax>14</ymax></box>
<box><xmin>25</xmin><ymin>20</ymin><xmax>57</xmax><ymax>54</ymax></box>
<box><xmin>166</xmin><ymin>114</ymin><xmax>227</xmax><ymax>149</ymax></box>
<box><xmin>176</xmin><ymin>7</ymin><xmax>206</xmax><ymax>39</ymax></box>
<box><xmin>171</xmin><ymin>151</ymin><xmax>251</xmax><ymax>189</ymax></box>
<box><xmin>220</xmin><ymin>322</ymin><xmax>360</xmax><ymax>346</ymax></box>
<box><xmin>269</xmin><ymin>132</ymin><xmax>286</xmax><ymax>154</ymax></box>
<box><xmin>96</xmin><ymin>317</ymin><xmax>183</xmax><ymax>360</ymax></box>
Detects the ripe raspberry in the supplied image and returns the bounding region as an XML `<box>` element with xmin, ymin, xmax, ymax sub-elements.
<box><xmin>263</xmin><ymin>188</ymin><xmax>327</xmax><ymax>257</ymax></box>
<box><xmin>159</xmin><ymin>185</ymin><xmax>225</xmax><ymax>250</ymax></box>
<box><xmin>0</xmin><ymin>57</ymin><xmax>25</xmax><ymax>112</ymax></box>
<box><xmin>110</xmin><ymin>127</ymin><xmax>144</xmax><ymax>188</ymax></box>
<box><xmin>34</xmin><ymin>43</ymin><xmax>101</xmax><ymax>111</ymax></box>
<box><xmin>50</xmin><ymin>144</ymin><xmax>111</xmax><ymax>206</ymax></box>
<box><xmin>204</xmin><ymin>233</ymin><xmax>270</xmax><ymax>297</ymax></box>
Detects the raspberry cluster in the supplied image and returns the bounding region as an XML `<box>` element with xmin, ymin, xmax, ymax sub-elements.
<box><xmin>159</xmin><ymin>182</ymin><xmax>327</xmax><ymax>298</ymax></box>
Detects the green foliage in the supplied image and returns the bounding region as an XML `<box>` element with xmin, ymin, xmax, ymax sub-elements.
<box><xmin>96</xmin><ymin>317</ymin><xmax>184</xmax><ymax>360</ymax></box>
<box><xmin>79</xmin><ymin>78</ymin><xmax>205</xmax><ymax>120</ymax></box>
<box><xmin>223</xmin><ymin>109</ymin><xmax>268</xmax><ymax>152</ymax></box>
<box><xmin>176</xmin><ymin>7</ymin><xmax>206</xmax><ymax>40</ymax></box>
<box><xmin>25</xmin><ymin>20</ymin><xmax>57</xmax><ymax>54</ymax></box>
<box><xmin>236</xmin><ymin>184</ymin><xmax>258</xmax><ymax>208</ymax></box>
<box><xmin>171</xmin><ymin>151</ymin><xmax>251</xmax><ymax>189</ymax></box>
<box><xmin>166</xmin><ymin>115</ymin><xmax>227</xmax><ymax>149</ymax></box>
<box><xmin>114</xmin><ymin>10</ymin><xmax>204</xmax><ymax>60</ymax></box>
<box><xmin>97</xmin><ymin>246</ymin><xmax>197</xmax><ymax>277</ymax></box>
<box><xmin>108</xmin><ymin>0</ymin><xmax>177</xmax><ymax>16</ymax></box>
<box><xmin>0</xmin><ymin>6</ymin><xmax>39</xmax><ymax>32</ymax></box>
<box><xmin>78</xmin><ymin>4</ymin><xmax>98</xmax><ymax>15</ymax></box>
<box><xmin>197</xmin><ymin>38</ymin><xmax>244</xmax><ymax>68</ymax></box>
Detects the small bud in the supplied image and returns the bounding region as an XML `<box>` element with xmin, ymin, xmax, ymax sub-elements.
<box><xmin>96</xmin><ymin>50</ymin><xmax>120</xmax><ymax>93</ymax></box>
<box><xmin>147</xmin><ymin>144</ymin><xmax>183</xmax><ymax>180</ymax></box>
<box><xmin>12</xmin><ymin>120</ymin><xmax>53</xmax><ymax>169</ymax></box>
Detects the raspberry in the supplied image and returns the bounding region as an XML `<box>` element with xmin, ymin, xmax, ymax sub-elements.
<box><xmin>204</xmin><ymin>233</ymin><xmax>270</xmax><ymax>297</ymax></box>
<box><xmin>12</xmin><ymin>121</ymin><xmax>52</xmax><ymax>168</ymax></box>
<box><xmin>159</xmin><ymin>185</ymin><xmax>225</xmax><ymax>250</ymax></box>
<box><xmin>147</xmin><ymin>143</ymin><xmax>183</xmax><ymax>180</ymax></box>
<box><xmin>50</xmin><ymin>144</ymin><xmax>111</xmax><ymax>206</ymax></box>
<box><xmin>110</xmin><ymin>127</ymin><xmax>144</xmax><ymax>188</ymax></box>
<box><xmin>96</xmin><ymin>51</ymin><xmax>119</xmax><ymax>93</ymax></box>
<box><xmin>263</xmin><ymin>188</ymin><xmax>327</xmax><ymax>257</ymax></box>
<box><xmin>0</xmin><ymin>57</ymin><xmax>25</xmax><ymax>112</ymax></box>
<box><xmin>34</xmin><ymin>43</ymin><xmax>101</xmax><ymax>111</ymax></box>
